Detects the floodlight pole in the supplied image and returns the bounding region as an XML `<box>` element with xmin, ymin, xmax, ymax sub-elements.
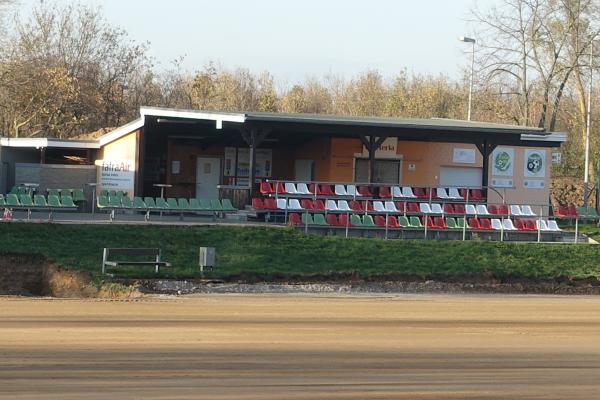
<box><xmin>584</xmin><ymin>39</ymin><xmax>594</xmax><ymax>208</ymax></box>
<box><xmin>459</xmin><ymin>36</ymin><xmax>476</xmax><ymax>121</ymax></box>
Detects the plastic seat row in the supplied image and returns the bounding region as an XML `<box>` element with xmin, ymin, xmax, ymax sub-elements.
<box><xmin>261</xmin><ymin>197</ymin><xmax>538</xmax><ymax>217</ymax></box>
<box><xmin>553</xmin><ymin>204</ymin><xmax>600</xmax><ymax>218</ymax></box>
<box><xmin>289</xmin><ymin>213</ymin><xmax>561</xmax><ymax>232</ymax></box>
<box><xmin>0</xmin><ymin>193</ymin><xmax>76</xmax><ymax>209</ymax></box>
<box><xmin>97</xmin><ymin>196</ymin><xmax>237</xmax><ymax>212</ymax></box>
<box><xmin>260</xmin><ymin>181</ymin><xmax>487</xmax><ymax>201</ymax></box>
<box><xmin>47</xmin><ymin>188</ymin><xmax>86</xmax><ymax>202</ymax></box>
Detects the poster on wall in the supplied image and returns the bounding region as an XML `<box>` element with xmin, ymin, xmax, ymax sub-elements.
<box><xmin>224</xmin><ymin>147</ymin><xmax>236</xmax><ymax>176</ymax></box>
<box><xmin>452</xmin><ymin>148</ymin><xmax>476</xmax><ymax>164</ymax></box>
<box><xmin>491</xmin><ymin>147</ymin><xmax>514</xmax><ymax>176</ymax></box>
<box><xmin>524</xmin><ymin>179</ymin><xmax>545</xmax><ymax>189</ymax></box>
<box><xmin>225</xmin><ymin>147</ymin><xmax>272</xmax><ymax>184</ymax></box>
<box><xmin>524</xmin><ymin>149</ymin><xmax>546</xmax><ymax>178</ymax></box>
<box><xmin>97</xmin><ymin>159</ymin><xmax>135</xmax><ymax>192</ymax></box>
<box><xmin>361</xmin><ymin>137</ymin><xmax>398</xmax><ymax>158</ymax></box>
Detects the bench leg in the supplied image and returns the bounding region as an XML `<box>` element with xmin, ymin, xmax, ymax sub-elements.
<box><xmin>102</xmin><ymin>248</ymin><xmax>108</xmax><ymax>274</ymax></box>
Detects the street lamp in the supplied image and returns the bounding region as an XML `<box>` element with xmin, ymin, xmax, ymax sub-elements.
<box><xmin>459</xmin><ymin>36</ymin><xmax>476</xmax><ymax>121</ymax></box>
<box><xmin>584</xmin><ymin>38</ymin><xmax>595</xmax><ymax>208</ymax></box>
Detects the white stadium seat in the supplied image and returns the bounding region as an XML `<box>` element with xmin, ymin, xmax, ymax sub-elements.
<box><xmin>510</xmin><ymin>205</ymin><xmax>523</xmax><ymax>216</ymax></box>
<box><xmin>284</xmin><ymin>183</ymin><xmax>298</xmax><ymax>194</ymax></box>
<box><xmin>521</xmin><ymin>205</ymin><xmax>536</xmax><ymax>216</ymax></box>
<box><xmin>392</xmin><ymin>186</ymin><xmax>403</xmax><ymax>197</ymax></box>
<box><xmin>334</xmin><ymin>185</ymin><xmax>347</xmax><ymax>196</ymax></box>
<box><xmin>373</xmin><ymin>201</ymin><xmax>386</xmax><ymax>212</ymax></box>
<box><xmin>402</xmin><ymin>187</ymin><xmax>417</xmax><ymax>198</ymax></box>
<box><xmin>436</xmin><ymin>188</ymin><xmax>451</xmax><ymax>199</ymax></box>
<box><xmin>420</xmin><ymin>203</ymin><xmax>433</xmax><ymax>214</ymax></box>
<box><xmin>326</xmin><ymin>200</ymin><xmax>338</xmax><ymax>211</ymax></box>
<box><xmin>465</xmin><ymin>204</ymin><xmax>477</xmax><ymax>215</ymax></box>
<box><xmin>384</xmin><ymin>201</ymin><xmax>398</xmax><ymax>212</ymax></box>
<box><xmin>448</xmin><ymin>188</ymin><xmax>463</xmax><ymax>199</ymax></box>
<box><xmin>296</xmin><ymin>183</ymin><xmax>312</xmax><ymax>195</ymax></box>
<box><xmin>430</xmin><ymin>203</ymin><xmax>443</xmax><ymax>214</ymax></box>
<box><xmin>491</xmin><ymin>219</ymin><xmax>503</xmax><ymax>230</ymax></box>
<box><xmin>276</xmin><ymin>199</ymin><xmax>287</xmax><ymax>210</ymax></box>
<box><xmin>337</xmin><ymin>200</ymin><xmax>351</xmax><ymax>211</ymax></box>
<box><xmin>536</xmin><ymin>219</ymin><xmax>549</xmax><ymax>231</ymax></box>
<box><xmin>346</xmin><ymin>184</ymin><xmax>357</xmax><ymax>196</ymax></box>
<box><xmin>547</xmin><ymin>220</ymin><xmax>561</xmax><ymax>231</ymax></box>
<box><xmin>503</xmin><ymin>219</ymin><xmax>517</xmax><ymax>230</ymax></box>
<box><xmin>288</xmin><ymin>199</ymin><xmax>303</xmax><ymax>210</ymax></box>
<box><xmin>476</xmin><ymin>204</ymin><xmax>490</xmax><ymax>215</ymax></box>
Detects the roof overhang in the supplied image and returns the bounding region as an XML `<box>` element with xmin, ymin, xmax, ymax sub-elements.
<box><xmin>0</xmin><ymin>137</ymin><xmax>99</xmax><ymax>149</ymax></box>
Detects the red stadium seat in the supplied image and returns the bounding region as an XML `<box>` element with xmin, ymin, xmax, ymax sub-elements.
<box><xmin>358</xmin><ymin>186</ymin><xmax>373</xmax><ymax>197</ymax></box>
<box><xmin>443</xmin><ymin>204</ymin><xmax>455</xmax><ymax>214</ymax></box>
<box><xmin>300</xmin><ymin>199</ymin><xmax>315</xmax><ymax>210</ymax></box>
<box><xmin>514</xmin><ymin>219</ymin><xmax>527</xmax><ymax>231</ymax></box>
<box><xmin>487</xmin><ymin>204</ymin><xmax>498</xmax><ymax>215</ymax></box>
<box><xmin>252</xmin><ymin>198</ymin><xmax>264</xmax><ymax>209</ymax></box>
<box><xmin>454</xmin><ymin>204</ymin><xmax>465</xmax><ymax>215</ymax></box>
<box><xmin>379</xmin><ymin>186</ymin><xmax>392</xmax><ymax>198</ymax></box>
<box><xmin>459</xmin><ymin>188</ymin><xmax>468</xmax><ymax>199</ymax></box>
<box><xmin>468</xmin><ymin>217</ymin><xmax>481</xmax><ymax>229</ymax></box>
<box><xmin>349</xmin><ymin>200</ymin><xmax>364</xmax><ymax>212</ymax></box>
<box><xmin>470</xmin><ymin>189</ymin><xmax>485</xmax><ymax>200</ymax></box>
<box><xmin>433</xmin><ymin>216</ymin><xmax>447</xmax><ymax>229</ymax></box>
<box><xmin>374</xmin><ymin>215</ymin><xmax>387</xmax><ymax>227</ymax></box>
<box><xmin>338</xmin><ymin>214</ymin><xmax>350</xmax><ymax>226</ymax></box>
<box><xmin>568</xmin><ymin>204</ymin><xmax>578</xmax><ymax>216</ymax></box>
<box><xmin>326</xmin><ymin>214</ymin><xmax>340</xmax><ymax>226</ymax></box>
<box><xmin>259</xmin><ymin>182</ymin><xmax>273</xmax><ymax>194</ymax></box>
<box><xmin>524</xmin><ymin>219</ymin><xmax>536</xmax><ymax>230</ymax></box>
<box><xmin>313</xmin><ymin>199</ymin><xmax>326</xmax><ymax>210</ymax></box>
<box><xmin>363</xmin><ymin>200</ymin><xmax>374</xmax><ymax>211</ymax></box>
<box><xmin>263</xmin><ymin>198</ymin><xmax>277</xmax><ymax>209</ymax></box>
<box><xmin>413</xmin><ymin>187</ymin><xmax>427</xmax><ymax>199</ymax></box>
<box><xmin>387</xmin><ymin>216</ymin><xmax>400</xmax><ymax>228</ymax></box>
<box><xmin>479</xmin><ymin>218</ymin><xmax>492</xmax><ymax>230</ymax></box>
<box><xmin>288</xmin><ymin>213</ymin><xmax>302</xmax><ymax>225</ymax></box>
<box><xmin>421</xmin><ymin>216</ymin><xmax>436</xmax><ymax>228</ymax></box>
<box><xmin>274</xmin><ymin>182</ymin><xmax>286</xmax><ymax>194</ymax></box>
<box><xmin>407</xmin><ymin>202</ymin><xmax>420</xmax><ymax>214</ymax></box>
<box><xmin>425</xmin><ymin>188</ymin><xmax>439</xmax><ymax>199</ymax></box>
<box><xmin>317</xmin><ymin>184</ymin><xmax>334</xmax><ymax>196</ymax></box>
<box><xmin>498</xmin><ymin>204</ymin><xmax>509</xmax><ymax>215</ymax></box>
<box><xmin>395</xmin><ymin>201</ymin><xmax>406</xmax><ymax>213</ymax></box>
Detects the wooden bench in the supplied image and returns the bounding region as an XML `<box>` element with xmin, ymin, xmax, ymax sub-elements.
<box><xmin>102</xmin><ymin>248</ymin><xmax>171</xmax><ymax>274</ymax></box>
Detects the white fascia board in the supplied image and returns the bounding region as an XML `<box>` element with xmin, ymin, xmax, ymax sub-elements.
<box><xmin>0</xmin><ymin>138</ymin><xmax>48</xmax><ymax>148</ymax></box>
<box><xmin>140</xmin><ymin>107</ymin><xmax>246</xmax><ymax>124</ymax></box>
<box><xmin>0</xmin><ymin>137</ymin><xmax>99</xmax><ymax>149</ymax></box>
<box><xmin>521</xmin><ymin>132</ymin><xmax>567</xmax><ymax>143</ymax></box>
<box><xmin>98</xmin><ymin>117</ymin><xmax>145</xmax><ymax>146</ymax></box>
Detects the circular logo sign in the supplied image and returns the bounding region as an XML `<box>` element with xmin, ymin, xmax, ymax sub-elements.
<box><xmin>494</xmin><ymin>151</ymin><xmax>511</xmax><ymax>172</ymax></box>
<box><xmin>527</xmin><ymin>153</ymin><xmax>543</xmax><ymax>174</ymax></box>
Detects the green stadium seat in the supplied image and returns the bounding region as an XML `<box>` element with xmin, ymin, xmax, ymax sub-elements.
<box><xmin>313</xmin><ymin>213</ymin><xmax>328</xmax><ymax>226</ymax></box>
<box><xmin>34</xmin><ymin>195</ymin><xmax>47</xmax><ymax>207</ymax></box>
<box><xmin>6</xmin><ymin>194</ymin><xmax>20</xmax><ymax>207</ymax></box>
<box><xmin>189</xmin><ymin>198</ymin><xmax>202</xmax><ymax>210</ymax></box>
<box><xmin>121</xmin><ymin>197</ymin><xmax>133</xmax><ymax>208</ymax></box>
<box><xmin>47</xmin><ymin>189</ymin><xmax>60</xmax><ymax>197</ymax></box>
<box><xmin>350</xmin><ymin>214</ymin><xmax>363</xmax><ymax>226</ymax></box>
<box><xmin>144</xmin><ymin>197</ymin><xmax>157</xmax><ymax>209</ymax></box>
<box><xmin>446</xmin><ymin>217</ymin><xmax>457</xmax><ymax>229</ymax></box>
<box><xmin>108</xmin><ymin>196</ymin><xmax>121</xmax><ymax>207</ymax></box>
<box><xmin>178</xmin><ymin>198</ymin><xmax>191</xmax><ymax>210</ymax></box>
<box><xmin>108</xmin><ymin>190</ymin><xmax>117</xmax><ymax>197</ymax></box>
<box><xmin>409</xmin><ymin>216</ymin><xmax>423</xmax><ymax>228</ymax></box>
<box><xmin>166</xmin><ymin>198</ymin><xmax>179</xmax><ymax>210</ymax></box>
<box><xmin>456</xmin><ymin>217</ymin><xmax>469</xmax><ymax>229</ymax></box>
<box><xmin>97</xmin><ymin>196</ymin><xmax>109</xmax><ymax>209</ymax></box>
<box><xmin>59</xmin><ymin>189</ymin><xmax>72</xmax><ymax>199</ymax></box>
<box><xmin>301</xmin><ymin>213</ymin><xmax>314</xmax><ymax>225</ymax></box>
<box><xmin>72</xmin><ymin>189</ymin><xmax>85</xmax><ymax>202</ymax></box>
<box><xmin>8</xmin><ymin>186</ymin><xmax>18</xmax><ymax>195</ymax></box>
<box><xmin>578</xmin><ymin>207</ymin><xmax>598</xmax><ymax>218</ymax></box>
<box><xmin>133</xmin><ymin>197</ymin><xmax>146</xmax><ymax>209</ymax></box>
<box><xmin>99</xmin><ymin>190</ymin><xmax>109</xmax><ymax>197</ymax></box>
<box><xmin>115</xmin><ymin>190</ymin><xmax>125</xmax><ymax>198</ymax></box>
<box><xmin>19</xmin><ymin>194</ymin><xmax>34</xmax><ymax>207</ymax></box>
<box><xmin>61</xmin><ymin>196</ymin><xmax>76</xmax><ymax>208</ymax></box>
<box><xmin>48</xmin><ymin>195</ymin><xmax>62</xmax><ymax>208</ymax></box>
<box><xmin>17</xmin><ymin>187</ymin><xmax>27</xmax><ymax>195</ymax></box>
<box><xmin>199</xmin><ymin>199</ymin><xmax>212</xmax><ymax>210</ymax></box>
<box><xmin>210</xmin><ymin>199</ymin><xmax>223</xmax><ymax>211</ymax></box>
<box><xmin>398</xmin><ymin>215</ymin><xmax>411</xmax><ymax>228</ymax></box>
<box><xmin>221</xmin><ymin>198</ymin><xmax>236</xmax><ymax>212</ymax></box>
<box><xmin>0</xmin><ymin>197</ymin><xmax>5</xmax><ymax>207</ymax></box>
<box><xmin>362</xmin><ymin>215</ymin><xmax>376</xmax><ymax>227</ymax></box>
<box><xmin>155</xmin><ymin>197</ymin><xmax>169</xmax><ymax>209</ymax></box>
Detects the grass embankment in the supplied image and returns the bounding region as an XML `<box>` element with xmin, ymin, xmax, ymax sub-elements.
<box><xmin>1</xmin><ymin>223</ymin><xmax>599</xmax><ymax>281</ymax></box>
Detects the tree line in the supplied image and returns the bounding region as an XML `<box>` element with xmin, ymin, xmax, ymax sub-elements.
<box><xmin>0</xmin><ymin>0</ymin><xmax>599</xmax><ymax>178</ymax></box>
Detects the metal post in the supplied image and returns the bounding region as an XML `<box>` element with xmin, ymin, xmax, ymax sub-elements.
<box><xmin>575</xmin><ymin>217</ymin><xmax>579</xmax><ymax>244</ymax></box>
<box><xmin>468</xmin><ymin>40</ymin><xmax>475</xmax><ymax>121</ymax></box>
<box><xmin>500</xmin><ymin>216</ymin><xmax>504</xmax><ymax>242</ymax></box>
<box><xmin>384</xmin><ymin>213</ymin><xmax>388</xmax><ymax>240</ymax></box>
<box><xmin>345</xmin><ymin>212</ymin><xmax>349</xmax><ymax>238</ymax></box>
<box><xmin>584</xmin><ymin>39</ymin><xmax>593</xmax><ymax>208</ymax></box>
<box><xmin>424</xmin><ymin>215</ymin><xmax>428</xmax><ymax>240</ymax></box>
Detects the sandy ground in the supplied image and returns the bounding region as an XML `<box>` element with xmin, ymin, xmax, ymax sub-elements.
<box><xmin>1</xmin><ymin>294</ymin><xmax>600</xmax><ymax>399</ymax></box>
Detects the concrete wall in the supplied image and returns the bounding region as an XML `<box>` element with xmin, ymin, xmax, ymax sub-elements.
<box><xmin>0</xmin><ymin>148</ymin><xmax>41</xmax><ymax>193</ymax></box>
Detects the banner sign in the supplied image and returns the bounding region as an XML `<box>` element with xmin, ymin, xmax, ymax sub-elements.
<box><xmin>224</xmin><ymin>147</ymin><xmax>272</xmax><ymax>182</ymax></box>
<box><xmin>98</xmin><ymin>160</ymin><xmax>135</xmax><ymax>191</ymax></box>
<box><xmin>491</xmin><ymin>178</ymin><xmax>513</xmax><ymax>188</ymax></box>
<box><xmin>524</xmin><ymin>149</ymin><xmax>545</xmax><ymax>177</ymax></box>
<box><xmin>491</xmin><ymin>147</ymin><xmax>514</xmax><ymax>176</ymax></box>
<box><xmin>523</xmin><ymin>179</ymin><xmax>545</xmax><ymax>189</ymax></box>
<box><xmin>361</xmin><ymin>137</ymin><xmax>398</xmax><ymax>158</ymax></box>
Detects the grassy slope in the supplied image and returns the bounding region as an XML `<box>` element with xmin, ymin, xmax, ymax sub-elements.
<box><xmin>1</xmin><ymin>223</ymin><xmax>599</xmax><ymax>281</ymax></box>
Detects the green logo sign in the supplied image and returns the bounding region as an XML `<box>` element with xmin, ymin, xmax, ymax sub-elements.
<box><xmin>494</xmin><ymin>151</ymin><xmax>511</xmax><ymax>172</ymax></box>
<box><xmin>526</xmin><ymin>153</ymin><xmax>543</xmax><ymax>174</ymax></box>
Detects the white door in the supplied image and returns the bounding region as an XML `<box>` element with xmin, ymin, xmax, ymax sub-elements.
<box><xmin>439</xmin><ymin>167</ymin><xmax>482</xmax><ymax>187</ymax></box>
<box><xmin>294</xmin><ymin>159</ymin><xmax>314</xmax><ymax>181</ymax></box>
<box><xmin>196</xmin><ymin>157</ymin><xmax>221</xmax><ymax>199</ymax></box>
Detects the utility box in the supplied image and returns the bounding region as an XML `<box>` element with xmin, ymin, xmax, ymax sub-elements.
<box><xmin>199</xmin><ymin>247</ymin><xmax>216</xmax><ymax>272</ymax></box>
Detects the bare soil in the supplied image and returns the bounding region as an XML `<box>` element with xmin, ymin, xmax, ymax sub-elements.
<box><xmin>0</xmin><ymin>294</ymin><xmax>599</xmax><ymax>399</ymax></box>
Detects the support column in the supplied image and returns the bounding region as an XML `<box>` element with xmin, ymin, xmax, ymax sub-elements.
<box><xmin>360</xmin><ymin>135</ymin><xmax>387</xmax><ymax>183</ymax></box>
<box><xmin>476</xmin><ymin>141</ymin><xmax>497</xmax><ymax>191</ymax></box>
<box><xmin>241</xmin><ymin>128</ymin><xmax>270</xmax><ymax>191</ymax></box>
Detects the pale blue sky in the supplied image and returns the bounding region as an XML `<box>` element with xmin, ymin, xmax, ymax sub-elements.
<box><xmin>14</xmin><ymin>0</ymin><xmax>495</xmax><ymax>85</ymax></box>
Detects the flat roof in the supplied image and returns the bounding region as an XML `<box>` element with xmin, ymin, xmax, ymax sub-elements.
<box><xmin>0</xmin><ymin>137</ymin><xmax>99</xmax><ymax>149</ymax></box>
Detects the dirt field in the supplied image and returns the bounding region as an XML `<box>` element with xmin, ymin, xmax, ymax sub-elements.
<box><xmin>1</xmin><ymin>294</ymin><xmax>600</xmax><ymax>399</ymax></box>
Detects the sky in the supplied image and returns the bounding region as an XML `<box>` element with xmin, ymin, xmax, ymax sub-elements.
<box><xmin>12</xmin><ymin>0</ymin><xmax>496</xmax><ymax>86</ymax></box>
